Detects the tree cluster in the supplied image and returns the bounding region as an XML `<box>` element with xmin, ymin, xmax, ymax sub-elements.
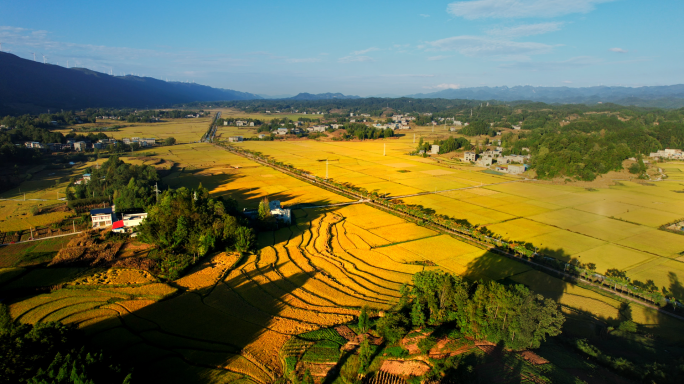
<box><xmin>0</xmin><ymin>304</ymin><xmax>131</xmax><ymax>384</ymax></box>
<box><xmin>138</xmin><ymin>186</ymin><xmax>254</xmax><ymax>278</ymax></box>
<box><xmin>69</xmin><ymin>156</ymin><xmax>159</xmax><ymax>210</ymax></box>
<box><xmin>399</xmin><ymin>271</ymin><xmax>565</xmax><ymax>351</ymax></box>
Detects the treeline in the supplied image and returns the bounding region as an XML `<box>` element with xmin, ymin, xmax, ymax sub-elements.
<box><xmin>343</xmin><ymin>123</ymin><xmax>394</xmax><ymax>140</ymax></box>
<box><xmin>138</xmin><ymin>186</ymin><xmax>255</xmax><ymax>279</ymax></box>
<box><xmin>415</xmin><ymin>136</ymin><xmax>472</xmax><ymax>154</ymax></box>
<box><xmin>376</xmin><ymin>271</ymin><xmax>564</xmax><ymax>351</ymax></box>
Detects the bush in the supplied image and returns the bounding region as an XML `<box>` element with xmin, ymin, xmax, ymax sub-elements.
<box><xmin>618</xmin><ymin>320</ymin><xmax>637</xmax><ymax>333</ymax></box>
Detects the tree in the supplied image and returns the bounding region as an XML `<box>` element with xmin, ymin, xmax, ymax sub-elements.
<box><xmin>357</xmin><ymin>337</ymin><xmax>372</xmax><ymax>374</ymax></box>
<box><xmin>358</xmin><ymin>306</ymin><xmax>369</xmax><ymax>333</ymax></box>
<box><xmin>164</xmin><ymin>137</ymin><xmax>176</xmax><ymax>146</ymax></box>
<box><xmin>258</xmin><ymin>197</ymin><xmax>271</xmax><ymax>220</ymax></box>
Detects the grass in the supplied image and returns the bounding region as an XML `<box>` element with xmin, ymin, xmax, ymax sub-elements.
<box><xmin>0</xmin><ymin>236</ymin><xmax>76</xmax><ymax>267</ymax></box>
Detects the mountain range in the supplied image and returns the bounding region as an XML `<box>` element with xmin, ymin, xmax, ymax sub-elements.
<box><xmin>407</xmin><ymin>85</ymin><xmax>684</xmax><ymax>107</ymax></box>
<box><xmin>0</xmin><ymin>52</ymin><xmax>261</xmax><ymax>115</ymax></box>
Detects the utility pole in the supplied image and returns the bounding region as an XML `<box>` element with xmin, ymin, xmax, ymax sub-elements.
<box><xmin>23</xmin><ymin>193</ymin><xmax>25</xmax><ymax>201</ymax></box>
<box><xmin>30</xmin><ymin>227</ymin><xmax>33</xmax><ymax>240</ymax></box>
<box><xmin>73</xmin><ymin>220</ymin><xmax>75</xmax><ymax>233</ymax></box>
<box><xmin>383</xmin><ymin>143</ymin><xmax>386</xmax><ymax>156</ymax></box>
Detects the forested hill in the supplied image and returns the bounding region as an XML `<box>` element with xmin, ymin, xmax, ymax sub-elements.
<box><xmin>408</xmin><ymin>85</ymin><xmax>684</xmax><ymax>108</ymax></box>
<box><xmin>0</xmin><ymin>52</ymin><xmax>261</xmax><ymax>115</ymax></box>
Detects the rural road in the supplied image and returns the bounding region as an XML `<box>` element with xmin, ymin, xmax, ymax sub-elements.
<box><xmin>0</xmin><ymin>231</ymin><xmax>81</xmax><ymax>246</ymax></box>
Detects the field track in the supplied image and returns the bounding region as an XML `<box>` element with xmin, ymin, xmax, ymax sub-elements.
<box><xmin>218</xmin><ymin>143</ymin><xmax>684</xmax><ymax>322</ymax></box>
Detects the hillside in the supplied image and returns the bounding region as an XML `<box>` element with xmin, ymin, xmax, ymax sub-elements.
<box><xmin>0</xmin><ymin>52</ymin><xmax>261</xmax><ymax>114</ymax></box>
<box><xmin>408</xmin><ymin>85</ymin><xmax>684</xmax><ymax>108</ymax></box>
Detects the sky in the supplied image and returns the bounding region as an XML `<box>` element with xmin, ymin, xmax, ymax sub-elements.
<box><xmin>1</xmin><ymin>0</ymin><xmax>682</xmax><ymax>97</ymax></box>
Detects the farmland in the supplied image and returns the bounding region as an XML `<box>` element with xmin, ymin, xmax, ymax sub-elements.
<box><xmin>233</xmin><ymin>136</ymin><xmax>684</xmax><ymax>297</ymax></box>
<box><xmin>3</xmin><ymin>113</ymin><xmax>684</xmax><ymax>383</ymax></box>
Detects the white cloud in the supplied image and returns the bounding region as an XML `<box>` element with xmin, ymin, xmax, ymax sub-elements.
<box><xmin>423</xmin><ymin>83</ymin><xmax>461</xmax><ymax>90</ymax></box>
<box><xmin>563</xmin><ymin>80</ymin><xmax>572</xmax><ymax>83</ymax></box>
<box><xmin>338</xmin><ymin>55</ymin><xmax>375</xmax><ymax>63</ymax></box>
<box><xmin>447</xmin><ymin>0</ymin><xmax>615</xmax><ymax>19</ymax></box>
<box><xmin>426</xmin><ymin>35</ymin><xmax>555</xmax><ymax>58</ymax></box>
<box><xmin>352</xmin><ymin>47</ymin><xmax>379</xmax><ymax>55</ymax></box>
<box><xmin>609</xmin><ymin>47</ymin><xmax>628</xmax><ymax>53</ymax></box>
<box><xmin>427</xmin><ymin>55</ymin><xmax>453</xmax><ymax>61</ymax></box>
<box><xmin>286</xmin><ymin>58</ymin><xmax>322</xmax><ymax>63</ymax></box>
<box><xmin>487</xmin><ymin>22</ymin><xmax>563</xmax><ymax>38</ymax></box>
<box><xmin>420</xmin><ymin>14</ymin><xmax>430</xmax><ymax>17</ymax></box>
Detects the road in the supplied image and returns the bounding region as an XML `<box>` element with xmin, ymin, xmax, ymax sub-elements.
<box><xmin>0</xmin><ymin>231</ymin><xmax>81</xmax><ymax>246</ymax></box>
<box><xmin>218</xmin><ymin>143</ymin><xmax>684</xmax><ymax>322</ymax></box>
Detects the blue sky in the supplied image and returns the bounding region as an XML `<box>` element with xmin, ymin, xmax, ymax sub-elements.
<box><xmin>1</xmin><ymin>0</ymin><xmax>682</xmax><ymax>96</ymax></box>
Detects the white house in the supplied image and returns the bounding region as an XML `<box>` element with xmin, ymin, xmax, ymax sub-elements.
<box><xmin>464</xmin><ymin>152</ymin><xmax>476</xmax><ymax>162</ymax></box>
<box><xmin>228</xmin><ymin>136</ymin><xmax>244</xmax><ymax>142</ymax></box>
<box><xmin>431</xmin><ymin>145</ymin><xmax>440</xmax><ymax>155</ymax></box>
<box><xmin>269</xmin><ymin>200</ymin><xmax>291</xmax><ymax>224</ymax></box>
<box><xmin>90</xmin><ymin>207</ymin><xmax>116</xmax><ymax>228</ymax></box>
<box><xmin>276</xmin><ymin>128</ymin><xmax>288</xmax><ymax>135</ymax></box>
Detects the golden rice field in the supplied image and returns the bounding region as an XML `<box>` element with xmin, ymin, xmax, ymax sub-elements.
<box><xmin>233</xmin><ymin>138</ymin><xmax>684</xmax><ymax>294</ymax></box>
<box><xmin>7</xmin><ymin>119</ymin><xmax>684</xmax><ymax>383</ymax></box>
<box><xmin>103</xmin><ymin>116</ymin><xmax>213</xmax><ymax>144</ymax></box>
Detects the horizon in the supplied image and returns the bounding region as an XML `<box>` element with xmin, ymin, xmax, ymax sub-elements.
<box><xmin>1</xmin><ymin>0</ymin><xmax>683</xmax><ymax>97</ymax></box>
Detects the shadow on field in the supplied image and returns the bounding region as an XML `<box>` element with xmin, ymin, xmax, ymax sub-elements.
<box><xmin>461</xmin><ymin>249</ymin><xmax>684</xmax><ymax>381</ymax></box>
<box><xmin>82</xmin><ymin>264</ymin><xmax>312</xmax><ymax>383</ymax></box>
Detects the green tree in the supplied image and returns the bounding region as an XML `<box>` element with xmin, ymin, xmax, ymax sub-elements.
<box><xmin>164</xmin><ymin>137</ymin><xmax>176</xmax><ymax>146</ymax></box>
<box><xmin>258</xmin><ymin>197</ymin><xmax>271</xmax><ymax>220</ymax></box>
<box><xmin>357</xmin><ymin>337</ymin><xmax>372</xmax><ymax>373</ymax></box>
<box><xmin>358</xmin><ymin>306</ymin><xmax>369</xmax><ymax>333</ymax></box>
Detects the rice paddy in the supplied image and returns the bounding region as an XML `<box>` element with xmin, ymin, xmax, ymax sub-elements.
<box><xmin>4</xmin><ymin>119</ymin><xmax>684</xmax><ymax>383</ymax></box>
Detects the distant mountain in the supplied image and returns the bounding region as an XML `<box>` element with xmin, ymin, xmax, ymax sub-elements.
<box><xmin>287</xmin><ymin>93</ymin><xmax>361</xmax><ymax>100</ymax></box>
<box><xmin>0</xmin><ymin>52</ymin><xmax>261</xmax><ymax>114</ymax></box>
<box><xmin>407</xmin><ymin>85</ymin><xmax>684</xmax><ymax>106</ymax></box>
<box><xmin>258</xmin><ymin>94</ymin><xmax>296</xmax><ymax>99</ymax></box>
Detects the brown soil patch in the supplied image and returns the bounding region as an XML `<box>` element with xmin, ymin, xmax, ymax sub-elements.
<box><xmin>400</xmin><ymin>330</ymin><xmax>431</xmax><ymax>355</ymax></box>
<box><xmin>380</xmin><ymin>359</ymin><xmax>430</xmax><ymax>377</ymax></box>
<box><xmin>335</xmin><ymin>325</ymin><xmax>356</xmax><ymax>341</ymax></box>
<box><xmin>369</xmin><ymin>371</ymin><xmax>406</xmax><ymax>384</ymax></box>
<box><xmin>428</xmin><ymin>338</ymin><xmax>475</xmax><ymax>359</ymax></box>
<box><xmin>518</xmin><ymin>350</ymin><xmax>549</xmax><ymax>365</ymax></box>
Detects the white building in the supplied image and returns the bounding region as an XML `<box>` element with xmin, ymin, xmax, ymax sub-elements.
<box><xmin>90</xmin><ymin>207</ymin><xmax>116</xmax><ymax>228</ymax></box>
<box><xmin>464</xmin><ymin>152</ymin><xmax>476</xmax><ymax>162</ymax></box>
<box><xmin>228</xmin><ymin>136</ymin><xmax>244</xmax><ymax>142</ymax></box>
<box><xmin>508</xmin><ymin>164</ymin><xmax>529</xmax><ymax>174</ymax></box>
<box><xmin>431</xmin><ymin>145</ymin><xmax>440</xmax><ymax>155</ymax></box>
<box><xmin>276</xmin><ymin>128</ymin><xmax>288</xmax><ymax>135</ymax></box>
<box><xmin>269</xmin><ymin>200</ymin><xmax>291</xmax><ymax>224</ymax></box>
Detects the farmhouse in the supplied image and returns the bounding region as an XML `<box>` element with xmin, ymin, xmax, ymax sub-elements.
<box><xmin>276</xmin><ymin>128</ymin><xmax>288</xmax><ymax>135</ymax></box>
<box><xmin>258</xmin><ymin>134</ymin><xmax>267</xmax><ymax>139</ymax></box>
<box><xmin>476</xmin><ymin>157</ymin><xmax>493</xmax><ymax>167</ymax></box>
<box><xmin>650</xmin><ymin>149</ymin><xmax>684</xmax><ymax>159</ymax></box>
<box><xmin>431</xmin><ymin>145</ymin><xmax>440</xmax><ymax>155</ymax></box>
<box><xmin>73</xmin><ymin>141</ymin><xmax>87</xmax><ymax>151</ymax></box>
<box><xmin>90</xmin><ymin>207</ymin><xmax>116</xmax><ymax>228</ymax></box>
<box><xmin>269</xmin><ymin>200</ymin><xmax>291</xmax><ymax>224</ymax></box>
<box><xmin>228</xmin><ymin>136</ymin><xmax>244</xmax><ymax>142</ymax></box>
<box><xmin>464</xmin><ymin>152</ymin><xmax>476</xmax><ymax>162</ymax></box>
<box><xmin>307</xmin><ymin>125</ymin><xmax>327</xmax><ymax>133</ymax></box>
<box><xmin>508</xmin><ymin>164</ymin><xmax>529</xmax><ymax>174</ymax></box>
